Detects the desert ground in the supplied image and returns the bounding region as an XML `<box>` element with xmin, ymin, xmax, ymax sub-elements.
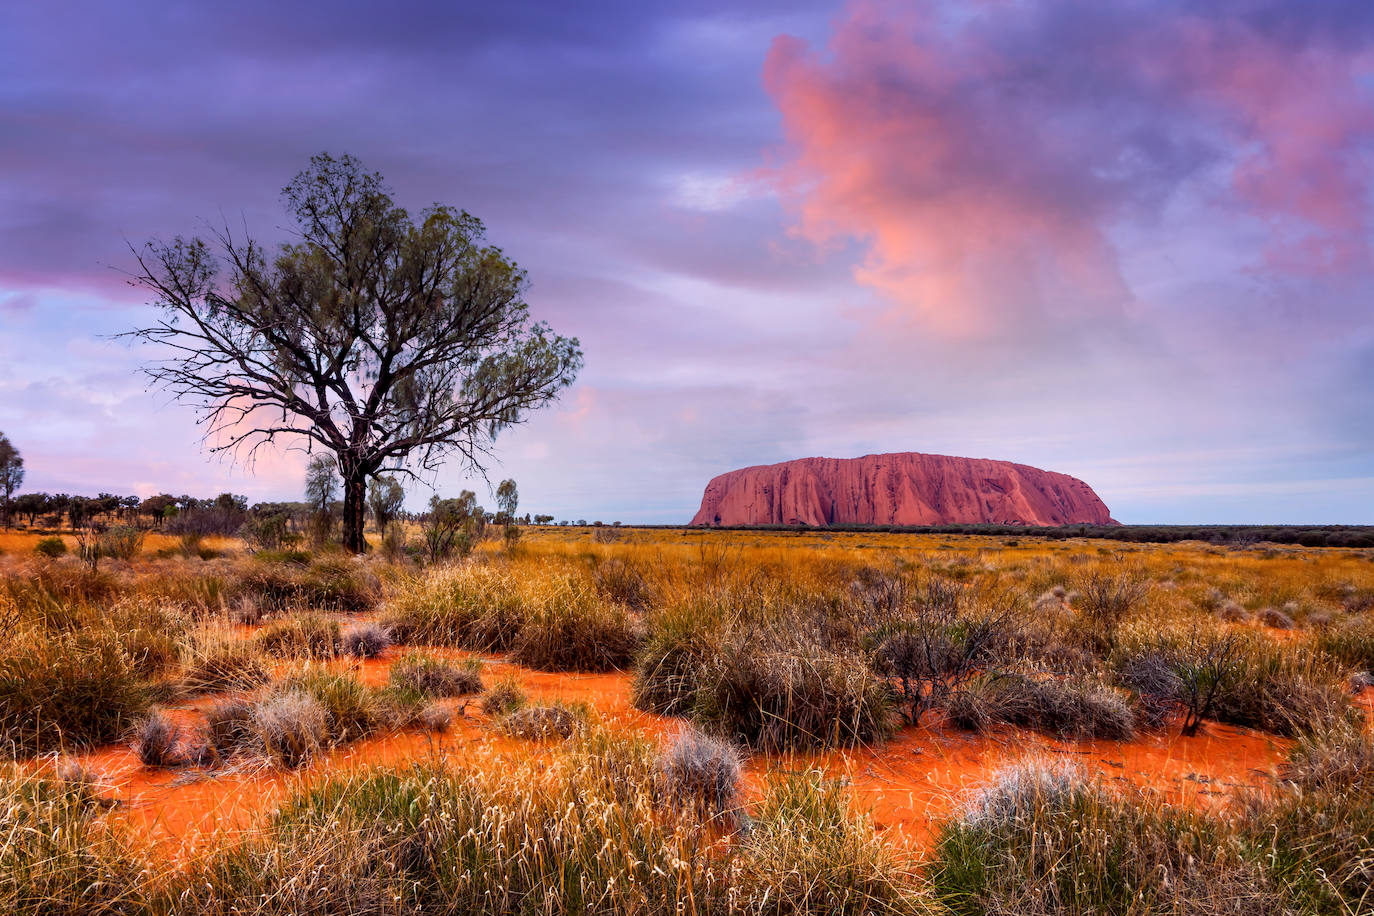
<box><xmin>2</xmin><ymin>524</ymin><xmax>1372</xmax><ymax>914</ymax></box>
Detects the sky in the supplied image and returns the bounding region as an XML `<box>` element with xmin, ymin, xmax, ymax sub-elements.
<box><xmin>1</xmin><ymin>0</ymin><xmax>1372</xmax><ymax>524</ymax></box>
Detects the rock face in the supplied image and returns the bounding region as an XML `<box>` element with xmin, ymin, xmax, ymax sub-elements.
<box><xmin>690</xmin><ymin>453</ymin><xmax>1117</xmax><ymax>527</ymax></box>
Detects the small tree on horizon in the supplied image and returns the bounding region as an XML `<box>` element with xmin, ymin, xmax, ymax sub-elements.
<box><xmin>125</xmin><ymin>153</ymin><xmax>582</xmax><ymax>552</ymax></box>
<box><xmin>368</xmin><ymin>476</ymin><xmax>405</xmax><ymax>531</ymax></box>
<box><xmin>304</xmin><ymin>454</ymin><xmax>338</xmax><ymax>545</ymax></box>
<box><xmin>0</xmin><ymin>433</ymin><xmax>24</xmax><ymax>529</ymax></box>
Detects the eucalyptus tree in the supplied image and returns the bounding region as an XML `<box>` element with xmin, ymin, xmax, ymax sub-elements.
<box><xmin>0</xmin><ymin>433</ymin><xmax>22</xmax><ymax>528</ymax></box>
<box><xmin>127</xmin><ymin>153</ymin><xmax>582</xmax><ymax>552</ymax></box>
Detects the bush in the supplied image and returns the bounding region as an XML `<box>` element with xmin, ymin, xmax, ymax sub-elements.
<box><xmin>0</xmin><ymin>770</ymin><xmax>149</xmax><ymax>915</ymax></box>
<box><xmin>339</xmin><ymin>622</ymin><xmax>392</xmax><ymax>658</ymax></box>
<box><xmin>632</xmin><ymin>604</ymin><xmax>721</xmax><ymax>716</ymax></box>
<box><xmin>181</xmin><ymin>638</ymin><xmax>268</xmax><ymax>692</ymax></box>
<box><xmin>96</xmin><ymin>526</ymin><xmax>145</xmax><ymax>561</ymax></box>
<box><xmin>388</xmin><ymin>652</ymin><xmax>483</xmax><ymax>697</ymax></box>
<box><xmin>509</xmin><ymin>586</ymin><xmax>640</xmax><ymax>672</ymax></box>
<box><xmin>931</xmin><ymin>760</ymin><xmax>1273</xmax><ymax>915</ymax></box>
<box><xmin>251</xmin><ymin>691</ymin><xmax>328</xmax><ymax>768</ymax></box>
<box><xmin>501</xmin><ymin>703</ymin><xmax>585</xmax><ymax>740</ymax></box>
<box><xmin>33</xmin><ymin>537</ymin><xmax>66</xmax><ymax>559</ymax></box>
<box><xmin>1316</xmin><ymin>615</ymin><xmax>1374</xmax><ymax>670</ymax></box>
<box><xmin>133</xmin><ymin>709</ymin><xmax>182</xmax><ymax>767</ymax></box>
<box><xmin>203</xmin><ymin>699</ymin><xmax>255</xmax><ymax>761</ymax></box>
<box><xmin>277</xmin><ymin>668</ymin><xmax>379</xmax><ymax>744</ymax></box>
<box><xmin>1258</xmin><ymin>606</ymin><xmax>1295</xmax><ymax>630</ymax></box>
<box><xmin>1241</xmin><ymin>728</ymin><xmax>1374</xmax><ymax>914</ymax></box>
<box><xmin>383</xmin><ymin>564</ymin><xmax>526</xmax><ymax>649</ymax></box>
<box><xmin>256</xmin><ymin>614</ymin><xmax>340</xmax><ymax>658</ymax></box>
<box><xmin>657</xmin><ymin>726</ymin><xmax>742</xmax><ymax>824</ymax></box>
<box><xmin>741</xmin><ymin>770</ymin><xmax>921</xmax><ymax>915</ymax></box>
<box><xmin>480</xmin><ymin>676</ymin><xmax>528</xmax><ymax>717</ymax></box>
<box><xmin>0</xmin><ymin>629</ymin><xmax>151</xmax><ymax>755</ymax></box>
<box><xmin>946</xmin><ymin>672</ymin><xmax>1136</xmax><ymax>740</ymax></box>
<box><xmin>1074</xmin><ymin>571</ymin><xmax>1148</xmax><ymax>651</ymax></box>
<box><xmin>690</xmin><ymin>636</ymin><xmax>893</xmax><ymax>751</ymax></box>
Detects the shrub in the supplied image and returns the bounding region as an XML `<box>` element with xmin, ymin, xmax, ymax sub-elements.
<box><xmin>339</xmin><ymin>622</ymin><xmax>392</xmax><ymax>658</ymax></box>
<box><xmin>501</xmin><ymin>703</ymin><xmax>585</xmax><ymax>740</ymax></box>
<box><xmin>33</xmin><ymin>537</ymin><xmax>66</xmax><ymax>559</ymax></box>
<box><xmin>1216</xmin><ymin>600</ymin><xmax>1250</xmax><ymax>622</ymax></box>
<box><xmin>1258</xmin><ymin>606</ymin><xmax>1295</xmax><ymax>630</ymax></box>
<box><xmin>419</xmin><ymin>703</ymin><xmax>452</xmax><ymax>732</ymax></box>
<box><xmin>480</xmin><ymin>676</ymin><xmax>528</xmax><ymax>717</ymax></box>
<box><xmin>277</xmin><ymin>669</ymin><xmax>379</xmax><ymax>744</ymax></box>
<box><xmin>1241</xmin><ymin>728</ymin><xmax>1374</xmax><ymax>914</ymax></box>
<box><xmin>741</xmin><ymin>770</ymin><xmax>921</xmax><ymax>915</ymax></box>
<box><xmin>632</xmin><ymin>604</ymin><xmax>721</xmax><ymax>716</ymax></box>
<box><xmin>1074</xmin><ymin>571</ymin><xmax>1148</xmax><ymax>651</ymax></box>
<box><xmin>0</xmin><ymin>770</ymin><xmax>150</xmax><ymax>915</ymax></box>
<box><xmin>868</xmin><ymin>584</ymin><xmax>1012</xmax><ymax>725</ymax></box>
<box><xmin>388</xmin><ymin>652</ymin><xmax>483</xmax><ymax>697</ymax></box>
<box><xmin>508</xmin><ymin>582</ymin><xmax>640</xmax><ymax>672</ymax></box>
<box><xmin>96</xmin><ymin>526</ymin><xmax>145</xmax><ymax>562</ymax></box>
<box><xmin>203</xmin><ymin>698</ymin><xmax>255</xmax><ymax>761</ymax></box>
<box><xmin>383</xmin><ymin>564</ymin><xmax>526</xmax><ymax>649</ymax></box>
<box><xmin>657</xmin><ymin>726</ymin><xmax>742</xmax><ymax>824</ymax></box>
<box><xmin>256</xmin><ymin>614</ymin><xmax>340</xmax><ymax>658</ymax></box>
<box><xmin>0</xmin><ymin>629</ymin><xmax>151</xmax><ymax>755</ymax></box>
<box><xmin>133</xmin><ymin>709</ymin><xmax>182</xmax><ymax>767</ymax></box>
<box><xmin>1316</xmin><ymin>615</ymin><xmax>1374</xmax><ymax>670</ymax></box>
<box><xmin>690</xmin><ymin>637</ymin><xmax>893</xmax><ymax>751</ymax></box>
<box><xmin>592</xmin><ymin>557</ymin><xmax>652</xmax><ymax>610</ymax></box>
<box><xmin>181</xmin><ymin>638</ymin><xmax>268</xmax><ymax>692</ymax></box>
<box><xmin>946</xmin><ymin>672</ymin><xmax>1136</xmax><ymax>740</ymax></box>
<box><xmin>931</xmin><ymin>760</ymin><xmax>1273</xmax><ymax>915</ymax></box>
<box><xmin>251</xmin><ymin>691</ymin><xmax>327</xmax><ymax>768</ymax></box>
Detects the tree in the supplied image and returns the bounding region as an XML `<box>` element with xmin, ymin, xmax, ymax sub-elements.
<box><xmin>368</xmin><ymin>476</ymin><xmax>405</xmax><ymax>530</ymax></box>
<box><xmin>126</xmin><ymin>153</ymin><xmax>582</xmax><ymax>552</ymax></box>
<box><xmin>421</xmin><ymin>491</ymin><xmax>480</xmax><ymax>563</ymax></box>
<box><xmin>13</xmin><ymin>492</ymin><xmax>50</xmax><ymax>528</ymax></box>
<box><xmin>495</xmin><ymin>479</ymin><xmax>518</xmax><ymax>524</ymax></box>
<box><xmin>304</xmin><ymin>454</ymin><xmax>338</xmax><ymax>545</ymax></box>
<box><xmin>0</xmin><ymin>433</ymin><xmax>23</xmax><ymax>528</ymax></box>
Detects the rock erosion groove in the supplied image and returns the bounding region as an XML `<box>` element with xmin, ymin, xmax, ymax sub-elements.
<box><xmin>689</xmin><ymin>453</ymin><xmax>1117</xmax><ymax>527</ymax></box>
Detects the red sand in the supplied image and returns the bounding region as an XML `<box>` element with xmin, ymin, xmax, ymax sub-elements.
<box><xmin>44</xmin><ymin>650</ymin><xmax>1301</xmax><ymax>862</ymax></box>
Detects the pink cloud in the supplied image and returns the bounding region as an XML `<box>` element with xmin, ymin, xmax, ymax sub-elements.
<box><xmin>762</xmin><ymin>1</ymin><xmax>1374</xmax><ymax>334</ymax></box>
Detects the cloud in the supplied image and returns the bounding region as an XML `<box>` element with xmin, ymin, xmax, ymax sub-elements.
<box><xmin>762</xmin><ymin>0</ymin><xmax>1374</xmax><ymax>337</ymax></box>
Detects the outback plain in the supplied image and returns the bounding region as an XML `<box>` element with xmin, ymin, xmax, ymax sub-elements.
<box><xmin>2</xmin><ymin>517</ymin><xmax>1373</xmax><ymax>915</ymax></box>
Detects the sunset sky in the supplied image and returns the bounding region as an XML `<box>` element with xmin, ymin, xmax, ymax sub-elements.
<box><xmin>2</xmin><ymin>0</ymin><xmax>1372</xmax><ymax>523</ymax></box>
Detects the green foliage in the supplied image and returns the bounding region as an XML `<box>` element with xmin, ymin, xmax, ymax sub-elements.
<box><xmin>33</xmin><ymin>536</ymin><xmax>66</xmax><ymax>558</ymax></box>
<box><xmin>0</xmin><ymin>629</ymin><xmax>152</xmax><ymax>755</ymax></box>
<box><xmin>931</xmin><ymin>761</ymin><xmax>1272</xmax><ymax>915</ymax></box>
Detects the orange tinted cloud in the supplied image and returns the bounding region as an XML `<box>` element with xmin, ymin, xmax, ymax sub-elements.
<box><xmin>763</xmin><ymin>1</ymin><xmax>1374</xmax><ymax>334</ymax></box>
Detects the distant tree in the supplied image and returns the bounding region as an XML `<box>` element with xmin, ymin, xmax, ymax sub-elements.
<box><xmin>368</xmin><ymin>476</ymin><xmax>405</xmax><ymax>531</ymax></box>
<box><xmin>534</xmin><ymin>514</ymin><xmax>554</xmax><ymax>525</ymax></box>
<box><xmin>125</xmin><ymin>153</ymin><xmax>582</xmax><ymax>553</ymax></box>
<box><xmin>421</xmin><ymin>491</ymin><xmax>481</xmax><ymax>563</ymax></box>
<box><xmin>304</xmin><ymin>455</ymin><xmax>338</xmax><ymax>545</ymax></box>
<box><xmin>0</xmin><ymin>433</ymin><xmax>24</xmax><ymax>527</ymax></box>
<box><xmin>495</xmin><ymin>479</ymin><xmax>518</xmax><ymax>524</ymax></box>
<box><xmin>13</xmin><ymin>492</ymin><xmax>50</xmax><ymax>528</ymax></box>
<box><xmin>140</xmin><ymin>493</ymin><xmax>178</xmax><ymax>526</ymax></box>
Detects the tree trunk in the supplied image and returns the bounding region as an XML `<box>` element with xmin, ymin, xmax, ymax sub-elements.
<box><xmin>342</xmin><ymin>469</ymin><xmax>368</xmax><ymax>554</ymax></box>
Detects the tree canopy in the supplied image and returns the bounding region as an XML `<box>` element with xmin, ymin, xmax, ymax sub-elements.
<box><xmin>127</xmin><ymin>153</ymin><xmax>582</xmax><ymax>551</ymax></box>
<box><xmin>0</xmin><ymin>433</ymin><xmax>23</xmax><ymax>528</ymax></box>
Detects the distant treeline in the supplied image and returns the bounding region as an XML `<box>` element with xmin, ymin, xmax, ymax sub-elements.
<box><xmin>665</xmin><ymin>523</ymin><xmax>1374</xmax><ymax>548</ymax></box>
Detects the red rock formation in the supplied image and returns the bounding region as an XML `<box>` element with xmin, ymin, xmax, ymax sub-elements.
<box><xmin>689</xmin><ymin>453</ymin><xmax>1117</xmax><ymax>527</ymax></box>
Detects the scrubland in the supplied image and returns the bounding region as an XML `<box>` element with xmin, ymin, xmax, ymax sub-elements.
<box><xmin>1</xmin><ymin>525</ymin><xmax>1372</xmax><ymax>914</ymax></box>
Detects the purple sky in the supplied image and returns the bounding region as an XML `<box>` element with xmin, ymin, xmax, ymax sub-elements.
<box><xmin>2</xmin><ymin>0</ymin><xmax>1372</xmax><ymax>523</ymax></box>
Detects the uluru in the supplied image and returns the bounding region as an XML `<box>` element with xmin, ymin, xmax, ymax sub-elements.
<box><xmin>689</xmin><ymin>452</ymin><xmax>1118</xmax><ymax>527</ymax></box>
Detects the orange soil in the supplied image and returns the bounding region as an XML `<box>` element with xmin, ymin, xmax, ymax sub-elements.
<box><xmin>43</xmin><ymin>650</ymin><xmax>1298</xmax><ymax>863</ymax></box>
